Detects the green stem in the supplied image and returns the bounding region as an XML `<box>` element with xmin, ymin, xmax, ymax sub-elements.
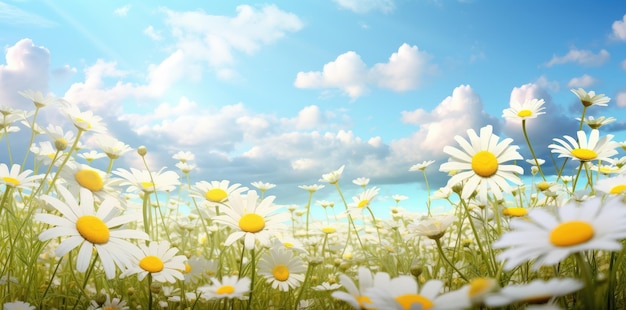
<box><xmin>294</xmin><ymin>262</ymin><xmax>315</xmax><ymax>308</ymax></box>
<box><xmin>422</xmin><ymin>169</ymin><xmax>432</xmax><ymax>216</ymax></box>
<box><xmin>247</xmin><ymin>249</ymin><xmax>256</xmax><ymax>310</ymax></box>
<box><xmin>435</xmin><ymin>239</ymin><xmax>468</xmax><ymax>282</ymax></box>
<box><xmin>72</xmin><ymin>252</ymin><xmax>99</xmax><ymax>309</ymax></box>
<box><xmin>21</xmin><ymin>107</ymin><xmax>41</xmax><ymax>170</ymax></box>
<box><xmin>522</xmin><ymin>120</ymin><xmax>546</xmax><ymax>180</ymax></box>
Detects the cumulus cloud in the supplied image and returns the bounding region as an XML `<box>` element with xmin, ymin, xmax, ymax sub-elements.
<box><xmin>567</xmin><ymin>74</ymin><xmax>597</xmax><ymax>88</ymax></box>
<box><xmin>611</xmin><ymin>14</ymin><xmax>626</xmax><ymax>41</ymax></box>
<box><xmin>0</xmin><ymin>39</ymin><xmax>50</xmax><ymax>108</ymax></box>
<box><xmin>545</xmin><ymin>48</ymin><xmax>610</xmax><ymax>67</ymax></box>
<box><xmin>294</xmin><ymin>43</ymin><xmax>437</xmax><ymax>99</ymax></box>
<box><xmin>333</xmin><ymin>0</ymin><xmax>395</xmax><ymax>13</ymax></box>
<box><xmin>143</xmin><ymin>25</ymin><xmax>162</xmax><ymax>41</ymax></box>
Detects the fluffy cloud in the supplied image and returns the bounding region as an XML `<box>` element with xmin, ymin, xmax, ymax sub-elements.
<box><xmin>333</xmin><ymin>0</ymin><xmax>395</xmax><ymax>13</ymax></box>
<box><xmin>567</xmin><ymin>74</ymin><xmax>597</xmax><ymax>88</ymax></box>
<box><xmin>545</xmin><ymin>48</ymin><xmax>610</xmax><ymax>67</ymax></box>
<box><xmin>0</xmin><ymin>39</ymin><xmax>50</xmax><ymax>108</ymax></box>
<box><xmin>113</xmin><ymin>5</ymin><xmax>131</xmax><ymax>17</ymax></box>
<box><xmin>612</xmin><ymin>14</ymin><xmax>626</xmax><ymax>41</ymax></box>
<box><xmin>294</xmin><ymin>43</ymin><xmax>437</xmax><ymax>99</ymax></box>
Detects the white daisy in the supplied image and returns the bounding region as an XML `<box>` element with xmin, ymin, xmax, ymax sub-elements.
<box><xmin>595</xmin><ymin>174</ymin><xmax>626</xmax><ymax>195</ymax></box>
<box><xmin>19</xmin><ymin>89</ymin><xmax>61</xmax><ymax>108</ymax></box>
<box><xmin>571</xmin><ymin>88</ymin><xmax>610</xmax><ymax>107</ymax></box>
<box><xmin>198</xmin><ymin>275</ymin><xmax>251</xmax><ymax>300</ymax></box>
<box><xmin>212</xmin><ymin>190</ymin><xmax>289</xmax><ymax>250</ymax></box>
<box><xmin>409</xmin><ymin>160</ymin><xmax>436</xmax><ymax>172</ymax></box>
<box><xmin>122</xmin><ymin>240</ymin><xmax>187</xmax><ymax>283</ymax></box>
<box><xmin>319</xmin><ymin>165</ymin><xmax>345</xmax><ymax>184</ymax></box>
<box><xmin>60</xmin><ymin>162</ymin><xmax>121</xmax><ymax>203</ymax></box>
<box><xmin>3</xmin><ymin>301</ymin><xmax>36</xmax><ymax>310</ymax></box>
<box><xmin>113</xmin><ymin>167</ymin><xmax>180</xmax><ymax>194</ymax></box>
<box><xmin>407</xmin><ymin>215</ymin><xmax>456</xmax><ymax>240</ymax></box>
<box><xmin>331</xmin><ymin>266</ymin><xmax>390</xmax><ymax>310</ymax></box>
<box><xmin>190</xmin><ymin>180</ymin><xmax>248</xmax><ymax>205</ymax></box>
<box><xmin>366</xmin><ymin>276</ymin><xmax>471</xmax><ymax>310</ymax></box>
<box><xmin>35</xmin><ymin>187</ymin><xmax>148</xmax><ymax>279</ymax></box>
<box><xmin>502</xmin><ymin>98</ymin><xmax>546</xmax><ymax>121</ymax></box>
<box><xmin>172</xmin><ymin>150</ymin><xmax>195</xmax><ymax>163</ymax></box>
<box><xmin>64</xmin><ymin>104</ymin><xmax>107</xmax><ymax>133</ymax></box>
<box><xmin>95</xmin><ymin>134</ymin><xmax>133</xmax><ymax>159</ymax></box>
<box><xmin>439</xmin><ymin>125</ymin><xmax>524</xmax><ymax>201</ymax></box>
<box><xmin>484</xmin><ymin>278</ymin><xmax>583</xmax><ymax>307</ymax></box>
<box><xmin>0</xmin><ymin>163</ymin><xmax>43</xmax><ymax>189</ymax></box>
<box><xmin>87</xmin><ymin>295</ymin><xmax>129</xmax><ymax>310</ymax></box>
<box><xmin>549</xmin><ymin>129</ymin><xmax>618</xmax><ymax>163</ymax></box>
<box><xmin>258</xmin><ymin>243</ymin><xmax>307</xmax><ymax>291</ymax></box>
<box><xmin>493</xmin><ymin>196</ymin><xmax>626</xmax><ymax>271</ymax></box>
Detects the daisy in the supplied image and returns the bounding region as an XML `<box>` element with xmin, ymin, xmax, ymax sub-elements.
<box><xmin>122</xmin><ymin>240</ymin><xmax>187</xmax><ymax>283</ymax></box>
<box><xmin>19</xmin><ymin>89</ymin><xmax>60</xmax><ymax>108</ymax></box>
<box><xmin>190</xmin><ymin>180</ymin><xmax>248</xmax><ymax>204</ymax></box>
<box><xmin>78</xmin><ymin>150</ymin><xmax>107</xmax><ymax>163</ymax></box>
<box><xmin>352</xmin><ymin>177</ymin><xmax>370</xmax><ymax>187</ymax></box>
<box><xmin>439</xmin><ymin>125</ymin><xmax>524</xmax><ymax>201</ymax></box>
<box><xmin>577</xmin><ymin>115</ymin><xmax>616</xmax><ymax>129</ymax></box>
<box><xmin>60</xmin><ymin>162</ymin><xmax>120</xmax><ymax>202</ymax></box>
<box><xmin>298</xmin><ymin>184</ymin><xmax>325</xmax><ymax>193</ymax></box>
<box><xmin>350</xmin><ymin>187</ymin><xmax>380</xmax><ymax>210</ymax></box>
<box><xmin>213</xmin><ymin>190</ymin><xmax>289</xmax><ymax>249</ymax></box>
<box><xmin>409</xmin><ymin>160</ymin><xmax>436</xmax><ymax>172</ymax></box>
<box><xmin>35</xmin><ymin>187</ymin><xmax>148</xmax><ymax>279</ymax></box>
<box><xmin>172</xmin><ymin>150</ymin><xmax>195</xmax><ymax>163</ymax></box>
<box><xmin>183</xmin><ymin>255</ymin><xmax>215</xmax><ymax>283</ymax></box>
<box><xmin>0</xmin><ymin>163</ymin><xmax>43</xmax><ymax>189</ymax></box>
<box><xmin>595</xmin><ymin>174</ymin><xmax>626</xmax><ymax>195</ymax></box>
<box><xmin>30</xmin><ymin>141</ymin><xmax>64</xmax><ymax>166</ymax></box>
<box><xmin>44</xmin><ymin>124</ymin><xmax>75</xmax><ymax>151</ymax></box>
<box><xmin>367</xmin><ymin>276</ymin><xmax>471</xmax><ymax>310</ymax></box>
<box><xmin>3</xmin><ymin>301</ymin><xmax>36</xmax><ymax>310</ymax></box>
<box><xmin>258</xmin><ymin>243</ymin><xmax>307</xmax><ymax>291</ymax></box>
<box><xmin>492</xmin><ymin>196</ymin><xmax>626</xmax><ymax>271</ymax></box>
<box><xmin>502</xmin><ymin>98</ymin><xmax>546</xmax><ymax>121</ymax></box>
<box><xmin>64</xmin><ymin>104</ymin><xmax>107</xmax><ymax>133</ymax></box>
<box><xmin>95</xmin><ymin>134</ymin><xmax>133</xmax><ymax>159</ymax></box>
<box><xmin>319</xmin><ymin>165</ymin><xmax>345</xmax><ymax>184</ymax></box>
<box><xmin>87</xmin><ymin>295</ymin><xmax>129</xmax><ymax>310</ymax></box>
<box><xmin>114</xmin><ymin>167</ymin><xmax>180</xmax><ymax>194</ymax></box>
<box><xmin>175</xmin><ymin>161</ymin><xmax>196</xmax><ymax>174</ymax></box>
<box><xmin>197</xmin><ymin>275</ymin><xmax>251</xmax><ymax>300</ymax></box>
<box><xmin>484</xmin><ymin>278</ymin><xmax>583</xmax><ymax>307</ymax></box>
<box><xmin>407</xmin><ymin>215</ymin><xmax>456</xmax><ymax>240</ymax></box>
<box><xmin>251</xmin><ymin>181</ymin><xmax>276</xmax><ymax>192</ymax></box>
<box><xmin>549</xmin><ymin>129</ymin><xmax>618</xmax><ymax>163</ymax></box>
<box><xmin>571</xmin><ymin>88</ymin><xmax>610</xmax><ymax>107</ymax></box>
<box><xmin>331</xmin><ymin>266</ymin><xmax>390</xmax><ymax>309</ymax></box>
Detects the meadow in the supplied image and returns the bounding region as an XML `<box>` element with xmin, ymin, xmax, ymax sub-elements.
<box><xmin>1</xmin><ymin>88</ymin><xmax>625</xmax><ymax>309</ymax></box>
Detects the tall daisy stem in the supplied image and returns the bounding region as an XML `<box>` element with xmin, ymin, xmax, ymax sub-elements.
<box><xmin>247</xmin><ymin>248</ymin><xmax>256</xmax><ymax>310</ymax></box>
<box><xmin>435</xmin><ymin>239</ymin><xmax>468</xmax><ymax>282</ymax></box>
<box><xmin>522</xmin><ymin>120</ymin><xmax>546</xmax><ymax>180</ymax></box>
<box><xmin>72</xmin><ymin>252</ymin><xmax>99</xmax><ymax>310</ymax></box>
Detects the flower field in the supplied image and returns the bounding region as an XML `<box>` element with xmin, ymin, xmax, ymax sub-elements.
<box><xmin>1</xmin><ymin>88</ymin><xmax>626</xmax><ymax>309</ymax></box>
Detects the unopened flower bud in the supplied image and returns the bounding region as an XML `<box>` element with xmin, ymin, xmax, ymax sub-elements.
<box><xmin>137</xmin><ymin>145</ymin><xmax>148</xmax><ymax>156</ymax></box>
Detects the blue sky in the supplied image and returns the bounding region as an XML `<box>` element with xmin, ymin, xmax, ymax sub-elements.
<box><xmin>1</xmin><ymin>0</ymin><xmax>626</xmax><ymax>216</ymax></box>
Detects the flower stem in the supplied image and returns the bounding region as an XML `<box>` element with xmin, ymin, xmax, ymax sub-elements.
<box><xmin>521</xmin><ymin>120</ymin><xmax>546</xmax><ymax>180</ymax></box>
<box><xmin>72</xmin><ymin>252</ymin><xmax>99</xmax><ymax>309</ymax></box>
<box><xmin>435</xmin><ymin>239</ymin><xmax>468</xmax><ymax>282</ymax></box>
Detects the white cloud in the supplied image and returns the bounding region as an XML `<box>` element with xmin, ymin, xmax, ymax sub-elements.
<box><xmin>294</xmin><ymin>43</ymin><xmax>436</xmax><ymax>99</ymax></box>
<box><xmin>0</xmin><ymin>39</ymin><xmax>50</xmax><ymax>108</ymax></box>
<box><xmin>534</xmin><ymin>75</ymin><xmax>559</xmax><ymax>93</ymax></box>
<box><xmin>611</xmin><ymin>14</ymin><xmax>626</xmax><ymax>41</ymax></box>
<box><xmin>567</xmin><ymin>74</ymin><xmax>597</xmax><ymax>88</ymax></box>
<box><xmin>395</xmin><ymin>84</ymin><xmax>498</xmax><ymax>161</ymax></box>
<box><xmin>616</xmin><ymin>90</ymin><xmax>626</xmax><ymax>107</ymax></box>
<box><xmin>114</xmin><ymin>5</ymin><xmax>131</xmax><ymax>17</ymax></box>
<box><xmin>0</xmin><ymin>2</ymin><xmax>57</xmax><ymax>27</ymax></box>
<box><xmin>333</xmin><ymin>0</ymin><xmax>395</xmax><ymax>13</ymax></box>
<box><xmin>545</xmin><ymin>48</ymin><xmax>610</xmax><ymax>67</ymax></box>
<box><xmin>162</xmin><ymin>4</ymin><xmax>303</xmax><ymax>68</ymax></box>
<box><xmin>143</xmin><ymin>25</ymin><xmax>162</xmax><ymax>41</ymax></box>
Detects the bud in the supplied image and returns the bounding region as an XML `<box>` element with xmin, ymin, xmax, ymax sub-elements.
<box><xmin>54</xmin><ymin>138</ymin><xmax>68</xmax><ymax>151</ymax></box>
<box><xmin>150</xmin><ymin>282</ymin><xmax>162</xmax><ymax>294</ymax></box>
<box><xmin>137</xmin><ymin>145</ymin><xmax>148</xmax><ymax>156</ymax></box>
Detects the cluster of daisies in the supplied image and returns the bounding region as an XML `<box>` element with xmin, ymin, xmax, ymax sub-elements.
<box><xmin>2</xmin><ymin>87</ymin><xmax>626</xmax><ymax>309</ymax></box>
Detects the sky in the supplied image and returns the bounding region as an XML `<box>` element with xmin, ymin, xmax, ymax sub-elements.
<box><xmin>1</xmin><ymin>0</ymin><xmax>626</xmax><ymax>217</ymax></box>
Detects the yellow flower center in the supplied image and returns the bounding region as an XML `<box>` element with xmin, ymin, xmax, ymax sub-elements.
<box><xmin>517</xmin><ymin>109</ymin><xmax>533</xmax><ymax>117</ymax></box>
<box><xmin>322</xmin><ymin>227</ymin><xmax>336</xmax><ymax>234</ymax></box>
<box><xmin>357</xmin><ymin>295</ymin><xmax>375</xmax><ymax>309</ymax></box>
<box><xmin>206</xmin><ymin>188</ymin><xmax>228</xmax><ymax>202</ymax></box>
<box><xmin>139</xmin><ymin>255</ymin><xmax>164</xmax><ymax>273</ymax></box>
<box><xmin>357</xmin><ymin>199</ymin><xmax>369</xmax><ymax>208</ymax></box>
<box><xmin>283</xmin><ymin>242</ymin><xmax>294</xmax><ymax>248</ymax></box>
<box><xmin>75</xmin><ymin>169</ymin><xmax>104</xmax><ymax>192</ymax></box>
<box><xmin>184</xmin><ymin>263</ymin><xmax>192</xmax><ymax>273</ymax></box>
<box><xmin>550</xmin><ymin>221</ymin><xmax>594</xmax><ymax>247</ymax></box>
<box><xmin>468</xmin><ymin>278</ymin><xmax>494</xmax><ymax>298</ymax></box>
<box><xmin>581</xmin><ymin>99</ymin><xmax>593</xmax><ymax>107</ymax></box>
<box><xmin>76</xmin><ymin>215</ymin><xmax>110</xmax><ymax>244</ymax></box>
<box><xmin>272</xmin><ymin>264</ymin><xmax>290</xmax><ymax>281</ymax></box>
<box><xmin>571</xmin><ymin>148</ymin><xmax>597</xmax><ymax>161</ymax></box>
<box><xmin>141</xmin><ymin>181</ymin><xmax>155</xmax><ymax>192</ymax></box>
<box><xmin>471</xmin><ymin>151</ymin><xmax>498</xmax><ymax>177</ymax></box>
<box><xmin>238</xmin><ymin>213</ymin><xmax>265</xmax><ymax>233</ymax></box>
<box><xmin>536</xmin><ymin>181</ymin><xmax>551</xmax><ymax>191</ymax></box>
<box><xmin>502</xmin><ymin>207</ymin><xmax>528</xmax><ymax>217</ymax></box>
<box><xmin>216</xmin><ymin>285</ymin><xmax>235</xmax><ymax>294</ymax></box>
<box><xmin>74</xmin><ymin>117</ymin><xmax>92</xmax><ymax>129</ymax></box>
<box><xmin>395</xmin><ymin>294</ymin><xmax>433</xmax><ymax>310</ymax></box>
<box><xmin>609</xmin><ymin>185</ymin><xmax>626</xmax><ymax>195</ymax></box>
<box><xmin>2</xmin><ymin>176</ymin><xmax>20</xmax><ymax>187</ymax></box>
